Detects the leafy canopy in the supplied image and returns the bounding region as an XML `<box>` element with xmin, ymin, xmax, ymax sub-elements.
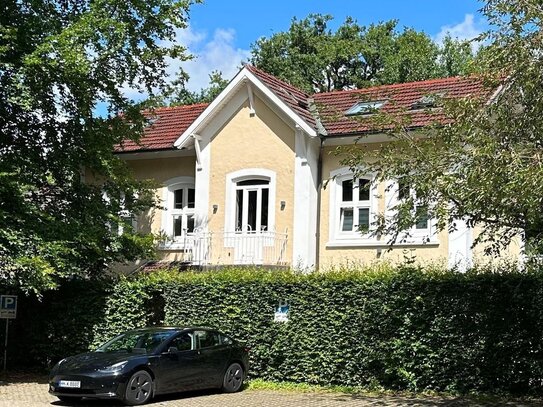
<box><xmin>165</xmin><ymin>70</ymin><xmax>229</xmax><ymax>106</ymax></box>
<box><xmin>0</xmin><ymin>0</ymin><xmax>197</xmax><ymax>293</ymax></box>
<box><xmin>339</xmin><ymin>0</ymin><xmax>543</xmax><ymax>256</ymax></box>
<box><xmin>250</xmin><ymin>14</ymin><xmax>476</xmax><ymax>93</ymax></box>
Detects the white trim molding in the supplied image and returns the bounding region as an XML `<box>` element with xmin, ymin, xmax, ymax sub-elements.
<box><xmin>383</xmin><ymin>180</ymin><xmax>440</xmax><ymax>245</ymax></box>
<box><xmin>224</xmin><ymin>168</ymin><xmax>277</xmax><ymax>234</ymax></box>
<box><xmin>173</xmin><ymin>66</ymin><xmax>317</xmax><ymax>149</ymax></box>
<box><xmin>327</xmin><ymin>167</ymin><xmax>380</xmax><ymax>247</ymax></box>
<box><xmin>293</xmin><ymin>126</ymin><xmax>318</xmax><ymax>269</ymax></box>
<box><xmin>160</xmin><ymin>176</ymin><xmax>196</xmax><ymax>250</ymax></box>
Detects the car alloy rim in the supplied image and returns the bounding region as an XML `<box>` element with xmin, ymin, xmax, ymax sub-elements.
<box><xmin>225</xmin><ymin>363</ymin><xmax>243</xmax><ymax>391</ymax></box>
<box><xmin>127</xmin><ymin>372</ymin><xmax>152</xmax><ymax>402</ymax></box>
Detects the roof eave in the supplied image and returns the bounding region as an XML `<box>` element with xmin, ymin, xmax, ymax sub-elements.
<box><xmin>173</xmin><ymin>66</ymin><xmax>317</xmax><ymax>149</ymax></box>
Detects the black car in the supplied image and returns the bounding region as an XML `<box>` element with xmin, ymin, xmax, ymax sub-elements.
<box><xmin>49</xmin><ymin>327</ymin><xmax>249</xmax><ymax>405</ymax></box>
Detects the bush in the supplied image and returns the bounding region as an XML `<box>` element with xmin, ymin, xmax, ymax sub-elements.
<box><xmin>4</xmin><ymin>265</ymin><xmax>543</xmax><ymax>396</ymax></box>
<box><xmin>160</xmin><ymin>266</ymin><xmax>543</xmax><ymax>395</ymax></box>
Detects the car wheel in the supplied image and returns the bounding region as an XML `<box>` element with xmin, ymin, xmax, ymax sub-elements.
<box><xmin>57</xmin><ymin>395</ymin><xmax>82</xmax><ymax>403</ymax></box>
<box><xmin>123</xmin><ymin>370</ymin><xmax>153</xmax><ymax>406</ymax></box>
<box><xmin>222</xmin><ymin>362</ymin><xmax>244</xmax><ymax>393</ymax></box>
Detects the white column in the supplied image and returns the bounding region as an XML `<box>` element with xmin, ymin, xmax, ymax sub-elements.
<box><xmin>292</xmin><ymin>126</ymin><xmax>318</xmax><ymax>270</ymax></box>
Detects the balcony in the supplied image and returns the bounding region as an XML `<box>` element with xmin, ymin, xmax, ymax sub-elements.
<box><xmin>179</xmin><ymin>230</ymin><xmax>289</xmax><ymax>267</ymax></box>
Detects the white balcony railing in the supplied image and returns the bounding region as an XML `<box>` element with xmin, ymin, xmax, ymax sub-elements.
<box><xmin>181</xmin><ymin>230</ymin><xmax>288</xmax><ymax>267</ymax></box>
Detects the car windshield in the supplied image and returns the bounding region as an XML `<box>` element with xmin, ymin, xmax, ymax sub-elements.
<box><xmin>95</xmin><ymin>330</ymin><xmax>174</xmax><ymax>354</ymax></box>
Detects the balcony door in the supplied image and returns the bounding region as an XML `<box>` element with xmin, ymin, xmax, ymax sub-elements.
<box><xmin>234</xmin><ymin>179</ymin><xmax>270</xmax><ymax>264</ymax></box>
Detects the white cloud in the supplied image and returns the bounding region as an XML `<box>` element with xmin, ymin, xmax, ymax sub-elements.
<box><xmin>121</xmin><ymin>26</ymin><xmax>250</xmax><ymax>101</ymax></box>
<box><xmin>435</xmin><ymin>14</ymin><xmax>486</xmax><ymax>51</ymax></box>
<box><xmin>181</xmin><ymin>28</ymin><xmax>251</xmax><ymax>92</ymax></box>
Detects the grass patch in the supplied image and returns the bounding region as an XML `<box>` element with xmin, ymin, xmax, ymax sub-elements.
<box><xmin>246</xmin><ymin>379</ymin><xmax>543</xmax><ymax>405</ymax></box>
<box><xmin>247</xmin><ymin>378</ymin><xmax>372</xmax><ymax>395</ymax></box>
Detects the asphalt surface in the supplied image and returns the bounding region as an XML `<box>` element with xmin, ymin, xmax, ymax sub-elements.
<box><xmin>0</xmin><ymin>375</ymin><xmax>540</xmax><ymax>407</ymax></box>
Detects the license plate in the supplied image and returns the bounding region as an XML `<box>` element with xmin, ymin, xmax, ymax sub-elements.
<box><xmin>59</xmin><ymin>380</ymin><xmax>81</xmax><ymax>388</ymax></box>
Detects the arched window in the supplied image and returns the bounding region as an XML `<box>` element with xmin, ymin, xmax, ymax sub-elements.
<box><xmin>225</xmin><ymin>169</ymin><xmax>276</xmax><ymax>234</ymax></box>
<box><xmin>234</xmin><ymin>179</ymin><xmax>270</xmax><ymax>233</ymax></box>
<box><xmin>162</xmin><ymin>177</ymin><xmax>195</xmax><ymax>247</ymax></box>
<box><xmin>171</xmin><ymin>184</ymin><xmax>195</xmax><ymax>239</ymax></box>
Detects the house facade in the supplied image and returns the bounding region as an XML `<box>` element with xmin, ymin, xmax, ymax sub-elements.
<box><xmin>116</xmin><ymin>65</ymin><xmax>519</xmax><ymax>271</ymax></box>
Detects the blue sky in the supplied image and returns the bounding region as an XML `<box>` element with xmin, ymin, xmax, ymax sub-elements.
<box><xmin>124</xmin><ymin>0</ymin><xmax>488</xmax><ymax>100</ymax></box>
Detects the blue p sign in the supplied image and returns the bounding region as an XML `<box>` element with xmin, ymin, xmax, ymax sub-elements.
<box><xmin>0</xmin><ymin>295</ymin><xmax>17</xmax><ymax>319</ymax></box>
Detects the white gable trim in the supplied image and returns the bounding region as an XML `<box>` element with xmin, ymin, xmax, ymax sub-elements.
<box><xmin>173</xmin><ymin>67</ymin><xmax>317</xmax><ymax>149</ymax></box>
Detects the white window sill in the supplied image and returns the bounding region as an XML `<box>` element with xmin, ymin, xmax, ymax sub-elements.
<box><xmin>326</xmin><ymin>238</ymin><xmax>439</xmax><ymax>248</ymax></box>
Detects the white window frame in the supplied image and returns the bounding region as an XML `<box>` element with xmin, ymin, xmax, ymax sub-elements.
<box><xmin>103</xmin><ymin>191</ymin><xmax>137</xmax><ymax>236</ymax></box>
<box><xmin>161</xmin><ymin>176</ymin><xmax>196</xmax><ymax>250</ymax></box>
<box><xmin>117</xmin><ymin>192</ymin><xmax>138</xmax><ymax>235</ymax></box>
<box><xmin>384</xmin><ymin>180</ymin><xmax>439</xmax><ymax>244</ymax></box>
<box><xmin>327</xmin><ymin>168</ymin><xmax>379</xmax><ymax>247</ymax></box>
<box><xmin>234</xmin><ymin>180</ymin><xmax>271</xmax><ymax>233</ymax></box>
<box><xmin>225</xmin><ymin>169</ymin><xmax>276</xmax><ymax>235</ymax></box>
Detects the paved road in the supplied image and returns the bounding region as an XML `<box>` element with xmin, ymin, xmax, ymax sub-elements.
<box><xmin>0</xmin><ymin>376</ymin><xmax>540</xmax><ymax>407</ymax></box>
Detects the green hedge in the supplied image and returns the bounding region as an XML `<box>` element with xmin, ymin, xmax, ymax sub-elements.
<box><xmin>4</xmin><ymin>266</ymin><xmax>543</xmax><ymax>396</ymax></box>
<box><xmin>160</xmin><ymin>267</ymin><xmax>543</xmax><ymax>395</ymax></box>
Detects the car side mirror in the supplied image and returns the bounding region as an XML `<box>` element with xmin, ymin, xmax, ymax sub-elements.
<box><xmin>167</xmin><ymin>346</ymin><xmax>178</xmax><ymax>354</ymax></box>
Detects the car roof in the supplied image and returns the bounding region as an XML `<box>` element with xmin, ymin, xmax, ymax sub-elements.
<box><xmin>127</xmin><ymin>326</ymin><xmax>219</xmax><ymax>333</ymax></box>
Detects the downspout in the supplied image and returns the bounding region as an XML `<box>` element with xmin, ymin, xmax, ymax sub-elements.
<box><xmin>315</xmin><ymin>135</ymin><xmax>325</xmax><ymax>270</ymax></box>
<box><xmin>308</xmin><ymin>96</ymin><xmax>328</xmax><ymax>271</ymax></box>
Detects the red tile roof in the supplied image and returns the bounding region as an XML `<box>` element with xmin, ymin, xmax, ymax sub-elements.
<box><xmin>115</xmin><ymin>67</ymin><xmax>493</xmax><ymax>152</ymax></box>
<box><xmin>116</xmin><ymin>103</ymin><xmax>208</xmax><ymax>152</ymax></box>
<box><xmin>245</xmin><ymin>65</ymin><xmax>317</xmax><ymax>129</ymax></box>
<box><xmin>313</xmin><ymin>76</ymin><xmax>490</xmax><ymax>136</ymax></box>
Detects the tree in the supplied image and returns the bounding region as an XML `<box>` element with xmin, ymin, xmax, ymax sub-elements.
<box><xmin>0</xmin><ymin>0</ymin><xmax>197</xmax><ymax>293</ymax></box>
<box><xmin>338</xmin><ymin>0</ymin><xmax>543</xmax><ymax>256</ymax></box>
<box><xmin>165</xmin><ymin>70</ymin><xmax>229</xmax><ymax>106</ymax></box>
<box><xmin>250</xmin><ymin>14</ymin><xmax>476</xmax><ymax>93</ymax></box>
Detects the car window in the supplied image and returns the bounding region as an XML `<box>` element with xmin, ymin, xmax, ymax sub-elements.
<box><xmin>96</xmin><ymin>330</ymin><xmax>173</xmax><ymax>354</ymax></box>
<box><xmin>195</xmin><ymin>330</ymin><xmax>220</xmax><ymax>349</ymax></box>
<box><xmin>169</xmin><ymin>332</ymin><xmax>193</xmax><ymax>352</ymax></box>
<box><xmin>220</xmin><ymin>334</ymin><xmax>233</xmax><ymax>345</ymax></box>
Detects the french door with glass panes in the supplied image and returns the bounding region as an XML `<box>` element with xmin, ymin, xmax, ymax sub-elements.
<box><xmin>234</xmin><ymin>179</ymin><xmax>269</xmax><ymax>264</ymax></box>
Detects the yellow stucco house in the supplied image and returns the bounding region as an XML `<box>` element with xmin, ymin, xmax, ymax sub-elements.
<box><xmin>116</xmin><ymin>65</ymin><xmax>501</xmax><ymax>271</ymax></box>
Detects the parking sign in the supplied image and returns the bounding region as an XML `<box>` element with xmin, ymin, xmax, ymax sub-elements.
<box><xmin>0</xmin><ymin>295</ymin><xmax>17</xmax><ymax>319</ymax></box>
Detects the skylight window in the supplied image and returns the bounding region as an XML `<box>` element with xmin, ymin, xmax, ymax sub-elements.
<box><xmin>344</xmin><ymin>100</ymin><xmax>387</xmax><ymax>116</ymax></box>
<box><xmin>410</xmin><ymin>93</ymin><xmax>445</xmax><ymax>110</ymax></box>
<box><xmin>145</xmin><ymin>117</ymin><xmax>159</xmax><ymax>127</ymax></box>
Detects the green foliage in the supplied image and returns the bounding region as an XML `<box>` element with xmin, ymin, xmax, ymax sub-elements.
<box><xmin>250</xmin><ymin>15</ymin><xmax>476</xmax><ymax>93</ymax></box>
<box><xmin>337</xmin><ymin>0</ymin><xmax>543</xmax><ymax>254</ymax></box>
<box><xmin>163</xmin><ymin>70</ymin><xmax>230</xmax><ymax>106</ymax></box>
<box><xmin>0</xmin><ymin>0</ymin><xmax>198</xmax><ymax>293</ymax></box>
<box><xmin>91</xmin><ymin>273</ymin><xmax>168</xmax><ymax>348</ymax></box>
<box><xmin>158</xmin><ymin>266</ymin><xmax>543</xmax><ymax>395</ymax></box>
<box><xmin>8</xmin><ymin>265</ymin><xmax>543</xmax><ymax>396</ymax></box>
<box><xmin>1</xmin><ymin>279</ymin><xmax>111</xmax><ymax>368</ymax></box>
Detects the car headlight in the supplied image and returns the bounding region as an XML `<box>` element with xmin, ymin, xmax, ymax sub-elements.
<box><xmin>98</xmin><ymin>361</ymin><xmax>128</xmax><ymax>373</ymax></box>
<box><xmin>50</xmin><ymin>358</ymin><xmax>66</xmax><ymax>374</ymax></box>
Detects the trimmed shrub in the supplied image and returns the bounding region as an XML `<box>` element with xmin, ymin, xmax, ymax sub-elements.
<box><xmin>161</xmin><ymin>267</ymin><xmax>543</xmax><ymax>394</ymax></box>
<box><xmin>4</xmin><ymin>265</ymin><xmax>543</xmax><ymax>396</ymax></box>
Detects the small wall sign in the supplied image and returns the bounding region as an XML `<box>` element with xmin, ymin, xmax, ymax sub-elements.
<box><xmin>274</xmin><ymin>300</ymin><xmax>289</xmax><ymax>323</ymax></box>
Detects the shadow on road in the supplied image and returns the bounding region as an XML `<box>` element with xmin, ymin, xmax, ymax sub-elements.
<box><xmin>0</xmin><ymin>371</ymin><xmax>49</xmax><ymax>386</ymax></box>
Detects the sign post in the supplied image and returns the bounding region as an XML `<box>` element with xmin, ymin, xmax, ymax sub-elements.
<box><xmin>1</xmin><ymin>295</ymin><xmax>17</xmax><ymax>373</ymax></box>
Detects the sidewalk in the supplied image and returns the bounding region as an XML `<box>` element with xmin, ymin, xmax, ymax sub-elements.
<box><xmin>0</xmin><ymin>375</ymin><xmax>540</xmax><ymax>407</ymax></box>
